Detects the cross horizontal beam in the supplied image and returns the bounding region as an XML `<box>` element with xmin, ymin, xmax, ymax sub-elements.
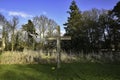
<box><xmin>61</xmin><ymin>36</ymin><xmax>71</xmax><ymax>40</ymax></box>
<box><xmin>46</xmin><ymin>37</ymin><xmax>56</xmax><ymax>40</ymax></box>
<box><xmin>46</xmin><ymin>36</ymin><xmax>71</xmax><ymax>40</ymax></box>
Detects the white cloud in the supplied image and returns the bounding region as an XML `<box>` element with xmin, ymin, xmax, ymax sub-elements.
<box><xmin>0</xmin><ymin>9</ymin><xmax>33</xmax><ymax>18</ymax></box>
<box><xmin>8</xmin><ymin>11</ymin><xmax>33</xmax><ymax>18</ymax></box>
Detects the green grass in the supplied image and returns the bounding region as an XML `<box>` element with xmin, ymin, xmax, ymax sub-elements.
<box><xmin>0</xmin><ymin>63</ymin><xmax>120</xmax><ymax>80</ymax></box>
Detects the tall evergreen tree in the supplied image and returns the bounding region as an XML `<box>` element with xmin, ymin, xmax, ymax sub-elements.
<box><xmin>22</xmin><ymin>20</ymin><xmax>36</xmax><ymax>50</ymax></box>
<box><xmin>64</xmin><ymin>0</ymin><xmax>82</xmax><ymax>36</ymax></box>
<box><xmin>109</xmin><ymin>1</ymin><xmax>120</xmax><ymax>51</ymax></box>
<box><xmin>63</xmin><ymin>0</ymin><xmax>83</xmax><ymax>52</ymax></box>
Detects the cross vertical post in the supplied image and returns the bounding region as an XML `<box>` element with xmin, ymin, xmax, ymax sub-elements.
<box><xmin>56</xmin><ymin>26</ymin><xmax>61</xmax><ymax>69</ymax></box>
<box><xmin>46</xmin><ymin>26</ymin><xmax>71</xmax><ymax>69</ymax></box>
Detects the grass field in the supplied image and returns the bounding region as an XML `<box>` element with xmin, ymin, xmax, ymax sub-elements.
<box><xmin>0</xmin><ymin>63</ymin><xmax>120</xmax><ymax>80</ymax></box>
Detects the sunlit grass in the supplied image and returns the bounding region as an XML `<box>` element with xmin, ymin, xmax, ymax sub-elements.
<box><xmin>0</xmin><ymin>63</ymin><xmax>120</xmax><ymax>80</ymax></box>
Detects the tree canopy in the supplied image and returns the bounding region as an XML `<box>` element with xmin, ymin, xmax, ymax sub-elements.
<box><xmin>63</xmin><ymin>0</ymin><xmax>120</xmax><ymax>53</ymax></box>
<box><xmin>0</xmin><ymin>0</ymin><xmax>120</xmax><ymax>53</ymax></box>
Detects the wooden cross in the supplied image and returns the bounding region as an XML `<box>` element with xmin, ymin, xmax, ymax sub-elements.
<box><xmin>47</xmin><ymin>26</ymin><xmax>71</xmax><ymax>69</ymax></box>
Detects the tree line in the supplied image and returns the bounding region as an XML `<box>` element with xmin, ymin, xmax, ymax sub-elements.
<box><xmin>0</xmin><ymin>0</ymin><xmax>120</xmax><ymax>54</ymax></box>
<box><xmin>0</xmin><ymin>15</ymin><xmax>58</xmax><ymax>52</ymax></box>
<box><xmin>62</xmin><ymin>1</ymin><xmax>120</xmax><ymax>53</ymax></box>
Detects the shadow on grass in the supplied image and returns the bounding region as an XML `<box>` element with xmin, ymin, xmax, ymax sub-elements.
<box><xmin>0</xmin><ymin>63</ymin><xmax>120</xmax><ymax>80</ymax></box>
<box><xmin>15</xmin><ymin>63</ymin><xmax>83</xmax><ymax>80</ymax></box>
<box><xmin>0</xmin><ymin>70</ymin><xmax>39</xmax><ymax>80</ymax></box>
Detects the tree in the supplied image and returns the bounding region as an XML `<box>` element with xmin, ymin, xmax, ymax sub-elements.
<box><xmin>111</xmin><ymin>1</ymin><xmax>120</xmax><ymax>20</ymax></box>
<box><xmin>64</xmin><ymin>0</ymin><xmax>115</xmax><ymax>53</ymax></box>
<box><xmin>33</xmin><ymin>15</ymin><xmax>49</xmax><ymax>50</ymax></box>
<box><xmin>0</xmin><ymin>14</ymin><xmax>7</xmax><ymax>50</ymax></box>
<box><xmin>22</xmin><ymin>20</ymin><xmax>36</xmax><ymax>50</ymax></box>
<box><xmin>47</xmin><ymin>19</ymin><xmax>57</xmax><ymax>37</ymax></box>
<box><xmin>64</xmin><ymin>0</ymin><xmax>82</xmax><ymax>36</ymax></box>
<box><xmin>82</xmin><ymin>9</ymin><xmax>107</xmax><ymax>52</ymax></box>
<box><xmin>9</xmin><ymin>16</ymin><xmax>19</xmax><ymax>52</ymax></box>
<box><xmin>63</xmin><ymin>0</ymin><xmax>83</xmax><ymax>52</ymax></box>
<box><xmin>33</xmin><ymin>15</ymin><xmax>57</xmax><ymax>50</ymax></box>
<box><xmin>14</xmin><ymin>30</ymin><xmax>24</xmax><ymax>51</ymax></box>
<box><xmin>109</xmin><ymin>1</ymin><xmax>120</xmax><ymax>51</ymax></box>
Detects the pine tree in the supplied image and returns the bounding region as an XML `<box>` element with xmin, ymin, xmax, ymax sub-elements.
<box><xmin>63</xmin><ymin>0</ymin><xmax>83</xmax><ymax>52</ymax></box>
<box><xmin>110</xmin><ymin>1</ymin><xmax>120</xmax><ymax>51</ymax></box>
<box><xmin>22</xmin><ymin>20</ymin><xmax>36</xmax><ymax>50</ymax></box>
<box><xmin>64</xmin><ymin>0</ymin><xmax>82</xmax><ymax>36</ymax></box>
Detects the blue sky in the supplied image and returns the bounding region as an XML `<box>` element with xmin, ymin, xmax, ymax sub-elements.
<box><xmin>0</xmin><ymin>0</ymin><xmax>119</xmax><ymax>33</ymax></box>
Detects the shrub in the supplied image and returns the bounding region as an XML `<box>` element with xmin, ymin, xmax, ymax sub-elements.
<box><xmin>0</xmin><ymin>50</ymin><xmax>120</xmax><ymax>64</ymax></box>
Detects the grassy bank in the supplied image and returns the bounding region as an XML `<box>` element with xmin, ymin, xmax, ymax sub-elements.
<box><xmin>0</xmin><ymin>63</ymin><xmax>120</xmax><ymax>80</ymax></box>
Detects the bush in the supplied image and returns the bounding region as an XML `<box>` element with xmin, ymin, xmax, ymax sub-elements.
<box><xmin>0</xmin><ymin>50</ymin><xmax>77</xmax><ymax>64</ymax></box>
<box><xmin>0</xmin><ymin>50</ymin><xmax>120</xmax><ymax>64</ymax></box>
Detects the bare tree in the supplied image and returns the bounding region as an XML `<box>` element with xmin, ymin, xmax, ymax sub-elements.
<box><xmin>0</xmin><ymin>13</ymin><xmax>8</xmax><ymax>51</ymax></box>
<box><xmin>33</xmin><ymin>15</ymin><xmax>49</xmax><ymax>51</ymax></box>
<box><xmin>47</xmin><ymin>19</ymin><xmax>57</xmax><ymax>37</ymax></box>
<box><xmin>9</xmin><ymin>16</ymin><xmax>19</xmax><ymax>52</ymax></box>
<box><xmin>33</xmin><ymin>15</ymin><xmax>58</xmax><ymax>51</ymax></box>
<box><xmin>33</xmin><ymin>15</ymin><xmax>49</xmax><ymax>41</ymax></box>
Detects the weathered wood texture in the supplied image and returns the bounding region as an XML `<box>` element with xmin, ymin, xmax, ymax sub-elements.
<box><xmin>47</xmin><ymin>26</ymin><xmax>71</xmax><ymax>69</ymax></box>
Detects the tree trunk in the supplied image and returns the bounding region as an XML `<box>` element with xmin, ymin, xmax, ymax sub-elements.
<box><xmin>2</xmin><ymin>37</ymin><xmax>5</xmax><ymax>51</ymax></box>
<box><xmin>11</xmin><ymin>31</ymin><xmax>14</xmax><ymax>52</ymax></box>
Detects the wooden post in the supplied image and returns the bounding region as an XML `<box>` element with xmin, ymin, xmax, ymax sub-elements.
<box><xmin>56</xmin><ymin>26</ymin><xmax>61</xmax><ymax>69</ymax></box>
<box><xmin>46</xmin><ymin>26</ymin><xmax>71</xmax><ymax>69</ymax></box>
